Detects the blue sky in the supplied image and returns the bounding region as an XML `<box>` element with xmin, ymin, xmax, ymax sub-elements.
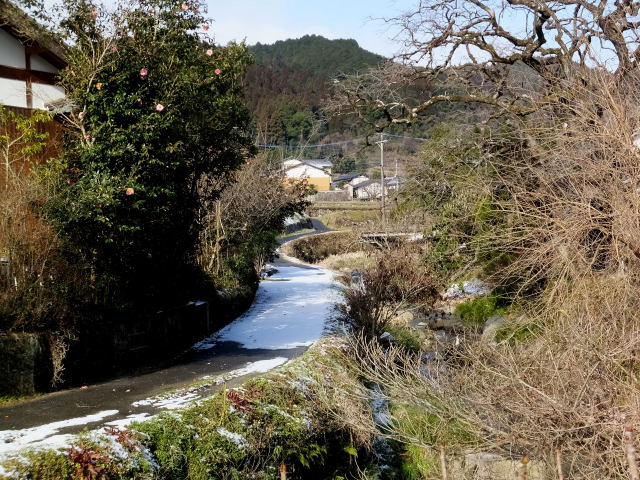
<box><xmin>205</xmin><ymin>0</ymin><xmax>416</xmax><ymax>57</ymax></box>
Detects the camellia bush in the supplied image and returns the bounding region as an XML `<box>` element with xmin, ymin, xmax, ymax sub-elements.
<box><xmin>48</xmin><ymin>0</ymin><xmax>254</xmax><ymax>308</ymax></box>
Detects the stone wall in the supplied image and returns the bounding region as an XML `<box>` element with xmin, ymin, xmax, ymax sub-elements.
<box><xmin>0</xmin><ymin>333</ymin><xmax>51</xmax><ymax>395</ymax></box>
<box><xmin>0</xmin><ymin>287</ymin><xmax>256</xmax><ymax>395</ymax></box>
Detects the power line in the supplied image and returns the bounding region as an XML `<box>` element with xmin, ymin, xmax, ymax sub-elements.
<box><xmin>256</xmin><ymin>132</ymin><xmax>429</xmax><ymax>150</ymax></box>
<box><xmin>257</xmin><ymin>137</ymin><xmax>367</xmax><ymax>149</ymax></box>
<box><xmin>381</xmin><ymin>133</ymin><xmax>429</xmax><ymax>141</ymax></box>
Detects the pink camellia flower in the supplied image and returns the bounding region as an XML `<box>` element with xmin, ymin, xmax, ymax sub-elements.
<box><xmin>111</xmin><ymin>46</ymin><xmax>118</xmax><ymax>52</ymax></box>
<box><xmin>214</xmin><ymin>68</ymin><xmax>222</xmax><ymax>75</ymax></box>
<box><xmin>137</xmin><ymin>97</ymin><xmax>143</xmax><ymax>105</ymax></box>
<box><xmin>156</xmin><ymin>103</ymin><xmax>165</xmax><ymax>112</ymax></box>
<box><xmin>125</xmin><ymin>187</ymin><xmax>135</xmax><ymax>196</ymax></box>
<box><xmin>206</xmin><ymin>48</ymin><xmax>213</xmax><ymax>56</ymax></box>
<box><xmin>139</xmin><ymin>67</ymin><xmax>148</xmax><ymax>79</ymax></box>
<box><xmin>84</xmin><ymin>134</ymin><xmax>92</xmax><ymax>140</ymax></box>
<box><xmin>181</xmin><ymin>2</ymin><xmax>188</xmax><ymax>10</ymax></box>
<box><xmin>203</xmin><ymin>25</ymin><xmax>209</xmax><ymax>31</ymax></box>
<box><xmin>66</xmin><ymin>178</ymin><xmax>72</xmax><ymax>185</ymax></box>
<box><xmin>91</xmin><ymin>11</ymin><xmax>98</xmax><ymax>18</ymax></box>
<box><xmin>78</xmin><ymin>111</ymin><xmax>84</xmax><ymax>120</ymax></box>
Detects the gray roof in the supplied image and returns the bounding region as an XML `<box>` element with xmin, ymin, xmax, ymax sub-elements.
<box><xmin>333</xmin><ymin>173</ymin><xmax>364</xmax><ymax>182</ymax></box>
<box><xmin>285</xmin><ymin>158</ymin><xmax>333</xmax><ymax>168</ymax></box>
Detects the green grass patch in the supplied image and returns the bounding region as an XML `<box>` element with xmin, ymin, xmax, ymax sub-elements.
<box><xmin>386</xmin><ymin>326</ymin><xmax>424</xmax><ymax>353</ymax></box>
<box><xmin>393</xmin><ymin>404</ymin><xmax>476</xmax><ymax>447</ymax></box>
<box><xmin>454</xmin><ymin>294</ymin><xmax>506</xmax><ymax>327</ymax></box>
<box><xmin>278</xmin><ymin>228</ymin><xmax>316</xmax><ymax>239</ymax></box>
<box><xmin>0</xmin><ymin>393</ymin><xmax>42</xmax><ymax>407</ymax></box>
<box><xmin>400</xmin><ymin>444</ymin><xmax>439</xmax><ymax>480</ymax></box>
<box><xmin>495</xmin><ymin>321</ymin><xmax>543</xmax><ymax>345</ymax></box>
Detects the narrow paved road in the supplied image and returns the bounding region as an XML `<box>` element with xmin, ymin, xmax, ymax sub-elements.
<box><xmin>0</xmin><ymin>222</ymin><xmax>337</xmax><ymax>457</ymax></box>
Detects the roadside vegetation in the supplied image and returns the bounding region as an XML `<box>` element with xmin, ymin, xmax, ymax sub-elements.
<box><xmin>0</xmin><ymin>339</ymin><xmax>381</xmax><ymax>480</ymax></box>
<box><xmin>0</xmin><ymin>0</ymin><xmax>308</xmax><ymax>391</ymax></box>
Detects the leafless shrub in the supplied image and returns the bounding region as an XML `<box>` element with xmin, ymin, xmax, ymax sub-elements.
<box><xmin>341</xmin><ymin>245</ymin><xmax>438</xmax><ymax>336</ymax></box>
<box><xmin>454</xmin><ymin>71</ymin><xmax>640</xmax><ymax>308</ymax></box>
<box><xmin>198</xmin><ymin>156</ymin><xmax>308</xmax><ymax>280</ymax></box>
<box><xmin>0</xmin><ymin>177</ymin><xmax>87</xmax><ymax>333</ymax></box>
<box><xmin>327</xmin><ymin>72</ymin><xmax>640</xmax><ymax>479</ymax></box>
<box><xmin>48</xmin><ymin>330</ymin><xmax>75</xmax><ymax>387</ymax></box>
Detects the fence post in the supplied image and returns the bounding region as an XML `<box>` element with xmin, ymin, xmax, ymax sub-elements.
<box><xmin>439</xmin><ymin>442</ymin><xmax>448</xmax><ymax>480</ymax></box>
<box><xmin>625</xmin><ymin>426</ymin><xmax>640</xmax><ymax>480</ymax></box>
<box><xmin>555</xmin><ymin>446</ymin><xmax>565</xmax><ymax>480</ymax></box>
<box><xmin>517</xmin><ymin>457</ymin><xmax>529</xmax><ymax>480</ymax></box>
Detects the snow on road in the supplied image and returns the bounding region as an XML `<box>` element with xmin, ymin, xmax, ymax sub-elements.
<box><xmin>0</xmin><ymin>410</ymin><xmax>119</xmax><ymax>456</ymax></box>
<box><xmin>193</xmin><ymin>263</ymin><xmax>335</xmax><ymax>350</ymax></box>
<box><xmin>0</xmin><ymin>257</ymin><xmax>337</xmax><ymax>459</ymax></box>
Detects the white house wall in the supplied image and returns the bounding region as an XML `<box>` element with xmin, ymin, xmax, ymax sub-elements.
<box><xmin>0</xmin><ymin>29</ymin><xmax>26</xmax><ymax>68</ymax></box>
<box><xmin>30</xmin><ymin>54</ymin><xmax>58</xmax><ymax>73</ymax></box>
<box><xmin>0</xmin><ymin>77</ymin><xmax>27</xmax><ymax>108</ymax></box>
<box><xmin>32</xmin><ymin>83</ymin><xmax>65</xmax><ymax>109</ymax></box>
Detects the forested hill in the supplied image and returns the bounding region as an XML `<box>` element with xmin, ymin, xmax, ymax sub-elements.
<box><xmin>245</xmin><ymin>35</ymin><xmax>385</xmax><ymax>145</ymax></box>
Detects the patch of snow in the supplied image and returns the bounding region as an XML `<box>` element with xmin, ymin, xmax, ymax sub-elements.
<box><xmin>132</xmin><ymin>391</ymin><xmax>200</xmax><ymax>410</ymax></box>
<box><xmin>186</xmin><ymin>300</ymin><xmax>207</xmax><ymax>306</ymax></box>
<box><xmin>193</xmin><ymin>264</ymin><xmax>336</xmax><ymax>350</ymax></box>
<box><xmin>212</xmin><ymin>357</ymin><xmax>289</xmax><ymax>385</ymax></box>
<box><xmin>370</xmin><ymin>384</ymin><xmax>391</xmax><ymax>427</ymax></box>
<box><xmin>0</xmin><ymin>410</ymin><xmax>119</xmax><ymax>456</ymax></box>
<box><xmin>216</xmin><ymin>427</ymin><xmax>248</xmax><ymax>448</ymax></box>
<box><xmin>100</xmin><ymin>429</ymin><xmax>159</xmax><ymax>471</ymax></box>
<box><xmin>104</xmin><ymin>413</ymin><xmax>153</xmax><ymax>429</ymax></box>
<box><xmin>442</xmin><ymin>279</ymin><xmax>491</xmax><ymax>300</ymax></box>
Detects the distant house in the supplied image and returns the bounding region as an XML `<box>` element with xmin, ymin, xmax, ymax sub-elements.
<box><xmin>332</xmin><ymin>173</ymin><xmax>368</xmax><ymax>187</ymax></box>
<box><xmin>283</xmin><ymin>158</ymin><xmax>302</xmax><ymax>169</ymax></box>
<box><xmin>353</xmin><ymin>177</ymin><xmax>403</xmax><ymax>200</ymax></box>
<box><xmin>283</xmin><ymin>158</ymin><xmax>333</xmax><ymax>175</ymax></box>
<box><xmin>284</xmin><ymin>163</ymin><xmax>331</xmax><ymax>192</ymax></box>
<box><xmin>0</xmin><ymin>1</ymin><xmax>67</xmax><ymax>111</ymax></box>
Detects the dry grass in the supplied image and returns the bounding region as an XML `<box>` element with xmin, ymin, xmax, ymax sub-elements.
<box><xmin>282</xmin><ymin>231</ymin><xmax>371</xmax><ymax>264</ymax></box>
<box><xmin>319</xmin><ymin>251</ymin><xmax>377</xmax><ymax>273</ymax></box>
<box><xmin>322</xmin><ymin>71</ymin><xmax>640</xmax><ymax>479</ymax></box>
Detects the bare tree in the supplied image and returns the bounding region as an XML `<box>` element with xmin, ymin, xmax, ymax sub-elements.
<box><xmin>331</xmin><ymin>0</ymin><xmax>640</xmax><ymax>129</ymax></box>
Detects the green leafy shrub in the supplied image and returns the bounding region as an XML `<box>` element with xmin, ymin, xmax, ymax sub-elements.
<box><xmin>50</xmin><ymin>0</ymin><xmax>254</xmax><ymax>309</ymax></box>
<box><xmin>136</xmin><ymin>372</ymin><xmax>359</xmax><ymax>479</ymax></box>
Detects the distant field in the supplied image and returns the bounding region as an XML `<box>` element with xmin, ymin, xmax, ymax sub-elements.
<box><xmin>311</xmin><ymin>201</ymin><xmax>381</xmax><ymax>211</ymax></box>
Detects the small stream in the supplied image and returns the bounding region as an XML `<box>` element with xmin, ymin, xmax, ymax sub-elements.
<box><xmin>0</xmin><ymin>243</ymin><xmax>338</xmax><ymax>457</ymax></box>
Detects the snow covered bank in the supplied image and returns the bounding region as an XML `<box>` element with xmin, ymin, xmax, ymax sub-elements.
<box><xmin>0</xmin><ymin>410</ymin><xmax>119</xmax><ymax>456</ymax></box>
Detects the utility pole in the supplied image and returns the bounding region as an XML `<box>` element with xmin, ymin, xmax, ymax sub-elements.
<box><xmin>375</xmin><ymin>133</ymin><xmax>388</xmax><ymax>228</ymax></box>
